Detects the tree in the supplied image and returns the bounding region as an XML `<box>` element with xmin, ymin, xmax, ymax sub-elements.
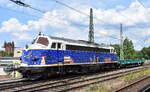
<box><xmin>123</xmin><ymin>38</ymin><xmax>137</xmax><ymax>59</ymax></box>
<box><xmin>111</xmin><ymin>44</ymin><xmax>120</xmax><ymax>58</ymax></box>
<box><xmin>111</xmin><ymin>38</ymin><xmax>138</xmax><ymax>59</ymax></box>
<box><xmin>0</xmin><ymin>51</ymin><xmax>13</xmax><ymax>57</ymax></box>
<box><xmin>139</xmin><ymin>47</ymin><xmax>150</xmax><ymax>59</ymax></box>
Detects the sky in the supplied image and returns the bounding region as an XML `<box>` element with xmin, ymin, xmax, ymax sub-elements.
<box><xmin>0</xmin><ymin>0</ymin><xmax>150</xmax><ymax>51</ymax></box>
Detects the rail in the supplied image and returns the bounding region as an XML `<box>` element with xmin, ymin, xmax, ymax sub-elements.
<box><xmin>113</xmin><ymin>74</ymin><xmax>150</xmax><ymax>92</ymax></box>
<box><xmin>1</xmin><ymin>65</ymin><xmax>149</xmax><ymax>92</ymax></box>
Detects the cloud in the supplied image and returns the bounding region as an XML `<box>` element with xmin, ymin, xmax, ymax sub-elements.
<box><xmin>116</xmin><ymin>5</ymin><xmax>125</xmax><ymax>10</ymax></box>
<box><xmin>28</xmin><ymin>11</ymin><xmax>70</xmax><ymax>30</ymax></box>
<box><xmin>0</xmin><ymin>0</ymin><xmax>150</xmax><ymax>50</ymax></box>
<box><xmin>0</xmin><ymin>18</ymin><xmax>28</xmax><ymax>32</ymax></box>
<box><xmin>13</xmin><ymin>33</ymin><xmax>32</xmax><ymax>40</ymax></box>
<box><xmin>92</xmin><ymin>1</ymin><xmax>150</xmax><ymax>26</ymax></box>
<box><xmin>53</xmin><ymin>27</ymin><xmax>87</xmax><ymax>40</ymax></box>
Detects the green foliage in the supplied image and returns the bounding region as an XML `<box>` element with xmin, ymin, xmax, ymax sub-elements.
<box><xmin>123</xmin><ymin>38</ymin><xmax>137</xmax><ymax>59</ymax></box>
<box><xmin>111</xmin><ymin>44</ymin><xmax>120</xmax><ymax>58</ymax></box>
<box><xmin>111</xmin><ymin>38</ymin><xmax>137</xmax><ymax>59</ymax></box>
<box><xmin>138</xmin><ymin>47</ymin><xmax>150</xmax><ymax>59</ymax></box>
<box><xmin>112</xmin><ymin>38</ymin><xmax>150</xmax><ymax>60</ymax></box>
<box><xmin>121</xmin><ymin>68</ymin><xmax>150</xmax><ymax>83</ymax></box>
<box><xmin>0</xmin><ymin>51</ymin><xmax>13</xmax><ymax>57</ymax></box>
<box><xmin>85</xmin><ymin>83</ymin><xmax>109</xmax><ymax>92</ymax></box>
<box><xmin>111</xmin><ymin>44</ymin><xmax>120</xmax><ymax>55</ymax></box>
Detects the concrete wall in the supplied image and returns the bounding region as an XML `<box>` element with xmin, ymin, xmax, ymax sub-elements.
<box><xmin>145</xmin><ymin>60</ymin><xmax>150</xmax><ymax>64</ymax></box>
<box><xmin>14</xmin><ymin>48</ymin><xmax>22</xmax><ymax>57</ymax></box>
<box><xmin>0</xmin><ymin>67</ymin><xmax>7</xmax><ymax>75</ymax></box>
<box><xmin>0</xmin><ymin>59</ymin><xmax>22</xmax><ymax>78</ymax></box>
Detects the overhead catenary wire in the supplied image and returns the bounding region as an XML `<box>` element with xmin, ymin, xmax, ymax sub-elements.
<box><xmin>0</xmin><ymin>5</ymin><xmax>42</xmax><ymax>19</ymax></box>
<box><xmin>50</xmin><ymin>0</ymin><xmax>107</xmax><ymax>24</ymax></box>
<box><xmin>0</xmin><ymin>5</ymin><xmax>69</xmax><ymax>34</ymax></box>
<box><xmin>7</xmin><ymin>1</ymin><xmax>148</xmax><ymax>51</ymax></box>
<box><xmin>137</xmin><ymin>0</ymin><xmax>147</xmax><ymax>10</ymax></box>
<box><xmin>123</xmin><ymin>31</ymin><xmax>150</xmax><ymax>48</ymax></box>
<box><xmin>9</xmin><ymin>0</ymin><xmax>148</xmax><ymax>42</ymax></box>
<box><xmin>50</xmin><ymin>0</ymin><xmax>145</xmax><ymax>40</ymax></box>
<box><xmin>50</xmin><ymin>0</ymin><xmax>123</xmax><ymax>40</ymax></box>
<box><xmin>9</xmin><ymin>0</ymin><xmax>107</xmax><ymax>24</ymax></box>
<box><xmin>29</xmin><ymin>7</ymin><xmax>45</xmax><ymax>13</ymax></box>
<box><xmin>134</xmin><ymin>0</ymin><xmax>150</xmax><ymax>47</ymax></box>
<box><xmin>8</xmin><ymin>0</ymin><xmax>121</xmax><ymax>41</ymax></box>
<box><xmin>136</xmin><ymin>0</ymin><xmax>150</xmax><ymax>15</ymax></box>
<box><xmin>51</xmin><ymin>0</ymin><xmax>141</xmax><ymax>26</ymax></box>
<box><xmin>51</xmin><ymin>0</ymin><xmax>138</xmax><ymax>25</ymax></box>
<box><xmin>8</xmin><ymin>0</ymin><xmax>148</xmax><ymax>30</ymax></box>
<box><xmin>110</xmin><ymin>0</ymin><xmax>150</xmax><ymax>47</ymax></box>
<box><xmin>51</xmin><ymin>0</ymin><xmax>150</xmax><ymax>48</ymax></box>
<box><xmin>10</xmin><ymin>0</ymin><xmax>46</xmax><ymax>13</ymax></box>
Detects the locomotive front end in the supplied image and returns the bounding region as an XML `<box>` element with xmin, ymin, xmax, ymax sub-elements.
<box><xmin>21</xmin><ymin>50</ymin><xmax>44</xmax><ymax>66</ymax></box>
<box><xmin>19</xmin><ymin>35</ymin><xmax>51</xmax><ymax>79</ymax></box>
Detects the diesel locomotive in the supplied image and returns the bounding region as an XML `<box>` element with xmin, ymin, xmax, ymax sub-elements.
<box><xmin>19</xmin><ymin>34</ymin><xmax>144</xmax><ymax>79</ymax></box>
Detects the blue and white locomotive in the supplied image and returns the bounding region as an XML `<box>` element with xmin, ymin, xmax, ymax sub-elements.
<box><xmin>19</xmin><ymin>34</ymin><xmax>118</xmax><ymax>78</ymax></box>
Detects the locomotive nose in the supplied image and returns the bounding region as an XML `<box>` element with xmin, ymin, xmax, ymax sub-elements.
<box><xmin>31</xmin><ymin>56</ymin><xmax>40</xmax><ymax>61</ymax></box>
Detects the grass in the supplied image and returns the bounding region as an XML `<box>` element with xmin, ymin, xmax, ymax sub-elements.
<box><xmin>120</xmin><ymin>68</ymin><xmax>150</xmax><ymax>83</ymax></box>
<box><xmin>85</xmin><ymin>83</ymin><xmax>110</xmax><ymax>92</ymax></box>
<box><xmin>81</xmin><ymin>67</ymin><xmax>150</xmax><ymax>92</ymax></box>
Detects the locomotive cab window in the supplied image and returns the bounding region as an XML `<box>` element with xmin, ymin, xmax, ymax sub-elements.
<box><xmin>51</xmin><ymin>43</ymin><xmax>62</xmax><ymax>50</ymax></box>
<box><xmin>37</xmin><ymin>37</ymin><xmax>49</xmax><ymax>46</ymax></box>
<box><xmin>51</xmin><ymin>43</ymin><xmax>56</xmax><ymax>49</ymax></box>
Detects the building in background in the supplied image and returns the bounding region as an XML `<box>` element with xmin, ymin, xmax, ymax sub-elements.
<box><xmin>1</xmin><ymin>41</ymin><xmax>22</xmax><ymax>57</ymax></box>
<box><xmin>4</xmin><ymin>42</ymin><xmax>15</xmax><ymax>54</ymax></box>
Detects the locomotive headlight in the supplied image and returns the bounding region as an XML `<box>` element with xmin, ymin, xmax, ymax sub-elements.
<box><xmin>20</xmin><ymin>61</ymin><xmax>28</xmax><ymax>66</ymax></box>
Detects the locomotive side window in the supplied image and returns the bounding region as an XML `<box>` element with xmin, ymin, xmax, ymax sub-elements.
<box><xmin>51</xmin><ymin>43</ymin><xmax>56</xmax><ymax>49</ymax></box>
<box><xmin>66</xmin><ymin>45</ymin><xmax>110</xmax><ymax>52</ymax></box>
<box><xmin>111</xmin><ymin>49</ymin><xmax>115</xmax><ymax>53</ymax></box>
<box><xmin>51</xmin><ymin>43</ymin><xmax>62</xmax><ymax>50</ymax></box>
<box><xmin>57</xmin><ymin>43</ymin><xmax>61</xmax><ymax>49</ymax></box>
<box><xmin>37</xmin><ymin>37</ymin><xmax>49</xmax><ymax>46</ymax></box>
<box><xmin>111</xmin><ymin>49</ymin><xmax>113</xmax><ymax>53</ymax></box>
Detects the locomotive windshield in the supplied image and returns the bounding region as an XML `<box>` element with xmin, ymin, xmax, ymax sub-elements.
<box><xmin>36</xmin><ymin>37</ymin><xmax>49</xmax><ymax>46</ymax></box>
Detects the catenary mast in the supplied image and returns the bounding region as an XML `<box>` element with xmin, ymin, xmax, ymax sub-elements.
<box><xmin>89</xmin><ymin>8</ymin><xmax>94</xmax><ymax>43</ymax></box>
<box><xmin>120</xmin><ymin>23</ymin><xmax>124</xmax><ymax>60</ymax></box>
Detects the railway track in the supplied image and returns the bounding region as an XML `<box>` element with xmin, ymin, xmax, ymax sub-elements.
<box><xmin>141</xmin><ymin>84</ymin><xmax>150</xmax><ymax>92</ymax></box>
<box><xmin>0</xmin><ymin>78</ymin><xmax>22</xmax><ymax>82</ymax></box>
<box><xmin>0</xmin><ymin>72</ymin><xmax>91</xmax><ymax>91</ymax></box>
<box><xmin>113</xmin><ymin>74</ymin><xmax>150</xmax><ymax>92</ymax></box>
<box><xmin>2</xmin><ymin>75</ymin><xmax>84</xmax><ymax>91</ymax></box>
<box><xmin>0</xmin><ymin>78</ymin><xmax>31</xmax><ymax>90</ymax></box>
<box><xmin>0</xmin><ymin>78</ymin><xmax>27</xmax><ymax>85</ymax></box>
<box><xmin>1</xmin><ymin>65</ymin><xmax>149</xmax><ymax>92</ymax></box>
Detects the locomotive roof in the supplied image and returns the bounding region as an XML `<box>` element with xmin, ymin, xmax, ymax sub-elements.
<box><xmin>49</xmin><ymin>36</ymin><xmax>113</xmax><ymax>49</ymax></box>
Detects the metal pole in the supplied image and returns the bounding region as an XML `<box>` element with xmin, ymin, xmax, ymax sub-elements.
<box><xmin>120</xmin><ymin>23</ymin><xmax>124</xmax><ymax>60</ymax></box>
<box><xmin>89</xmin><ymin>8</ymin><xmax>94</xmax><ymax>43</ymax></box>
